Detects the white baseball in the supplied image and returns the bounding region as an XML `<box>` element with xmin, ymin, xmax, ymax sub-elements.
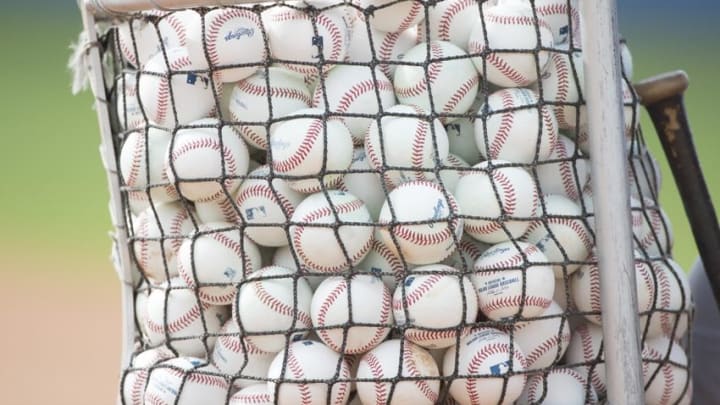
<box><xmin>176</xmin><ymin>222</ymin><xmax>262</xmax><ymax>305</ymax></box>
<box><xmin>365</xmin><ymin>104</ymin><xmax>449</xmax><ymax>188</ymax></box>
<box><xmin>377</xmin><ymin>180</ymin><xmax>463</xmax><ymax>265</ymax></box>
<box><xmin>336</xmin><ymin>148</ymin><xmax>387</xmax><ymax>220</ymax></box>
<box><xmin>119</xmin><ymin>127</ymin><xmax>179</xmax><ymax>205</ymax></box>
<box><xmin>267</xmin><ymin>340</ymin><xmax>352</xmax><ymax>405</ymax></box>
<box><xmin>418</xmin><ymin>0</ymin><xmax>486</xmax><ymax>50</ymax></box>
<box><xmin>138</xmin><ymin>47</ymin><xmax>217</xmax><ymax>128</ymax></box>
<box><xmin>444</xmin><ymin>111</ymin><xmax>483</xmax><ymax>166</ymax></box>
<box><xmin>455</xmin><ymin>160</ymin><xmax>539</xmax><ymax>243</ymax></box>
<box><xmin>289</xmin><ymin>190</ymin><xmax>374</xmax><ymax>273</ymax></box>
<box><xmin>229</xmin><ymin>67</ymin><xmax>311</xmax><ymax>150</ymax></box>
<box><xmin>644</xmin><ymin>259</ymin><xmax>692</xmax><ymax>340</ymax></box>
<box><xmin>134</xmin><ymin>282</ymin><xmax>152</xmax><ymax>338</ymax></box>
<box><xmin>393</xmin><ymin>266</ymin><xmax>478</xmax><ymax>349</ymax></box>
<box><xmin>471</xmin><ymin>241</ymin><xmax>555</xmax><ymax>320</ymax></box>
<box><xmin>438</xmin><ymin>153</ymin><xmax>470</xmax><ymax>194</ymax></box>
<box><xmin>144</xmin><ymin>357</ymin><xmax>229</xmax><ymax>405</ymax></box>
<box><xmin>642</xmin><ymin>336</ymin><xmax>691</xmax><ymax>405</ymax></box>
<box><xmin>264</xmin><ymin>7</ymin><xmax>349</xmax><ymax>80</ymax></box>
<box><xmin>194</xmin><ymin>195</ymin><xmax>239</xmax><ymax>224</ymax></box>
<box><xmin>346</xmin><ymin>22</ymin><xmax>418</xmax><ymax>78</ymax></box>
<box><xmin>311</xmin><ymin>274</ymin><xmax>393</xmax><ymax>354</ymax></box>
<box><xmin>394</xmin><ymin>41</ymin><xmax>479</xmax><ymax>123</ymax></box>
<box><xmin>634</xmin><ymin>199</ymin><xmax>673</xmax><ymax>258</ymax></box>
<box><xmin>116</xmin><ymin>73</ymin><xmax>145</xmax><ymax>130</ymax></box>
<box><xmin>122</xmin><ymin>346</ymin><xmax>175</xmax><ymax>405</ymax></box>
<box><xmin>467</xmin><ymin>1</ymin><xmax>553</xmax><ymax>87</ymax></box>
<box><xmin>235</xmin><ymin>165</ymin><xmax>305</xmax><ymax>247</ymax></box>
<box><xmin>539</xmin><ymin>47</ymin><xmax>584</xmax><ymax>130</ymax></box>
<box><xmin>132</xmin><ymin>202</ymin><xmax>194</xmax><ymax>284</ymax></box>
<box><xmin>356</xmin><ymin>339</ymin><xmax>440</xmax><ymax>405</ymax></box>
<box><xmin>144</xmin><ymin>277</ymin><xmax>230</xmax><ymax>357</ymax></box>
<box><xmin>524</xmin><ymin>194</ymin><xmax>594</xmax><ymax>277</ymax></box>
<box><xmin>443</xmin><ymin>236</ymin><xmax>490</xmax><ymax>273</ymax></box>
<box><xmin>270</xmin><ymin>108</ymin><xmax>354</xmax><ymax>193</ymax></box>
<box><xmin>511</xmin><ymin>301</ymin><xmax>570</xmax><ymax>370</ymax></box>
<box><xmin>203</xmin><ymin>7</ymin><xmax>265</xmax><ymax>83</ymax></box>
<box><xmin>563</xmin><ymin>322</ymin><xmax>606</xmax><ymax>397</ymax></box>
<box><xmin>620</xmin><ymin>40</ymin><xmax>634</xmax><ymax>79</ymax></box>
<box><xmin>236</xmin><ymin>266</ymin><xmax>313</xmax><ymax>353</ymax></box>
<box><xmin>211</xmin><ymin>320</ymin><xmax>275</xmax><ymax>389</ymax></box>
<box><xmin>312</xmin><ymin>65</ymin><xmax>396</xmax><ymax>143</ymax></box>
<box><xmin>628</xmin><ymin>144</ymin><xmax>662</xmax><ymax>201</ymax></box>
<box><xmin>533</xmin><ymin>0</ymin><xmax>581</xmax><ymax>45</ymax></box>
<box><xmin>358</xmin><ymin>238</ymin><xmax>407</xmax><ymax>290</ymax></box>
<box><xmin>475</xmin><ymin>88</ymin><xmax>559</xmax><ymax>164</ymax></box>
<box><xmin>536</xmin><ymin>134</ymin><xmax>590</xmax><ymax>200</ymax></box>
<box><xmin>518</xmin><ymin>368</ymin><xmax>597</xmax><ymax>405</ymax></box>
<box><xmin>166</xmin><ymin>118</ymin><xmax>250</xmax><ymax>202</ymax></box>
<box><xmin>117</xmin><ymin>16</ymin><xmax>162</xmax><ymax>67</ymax></box>
<box><xmin>443</xmin><ymin>327</ymin><xmax>527</xmax><ymax>405</ymax></box>
<box><xmin>358</xmin><ymin>0</ymin><xmax>424</xmax><ymax>33</ymax></box>
<box><xmin>229</xmin><ymin>385</ymin><xmax>274</xmax><ymax>405</ymax></box>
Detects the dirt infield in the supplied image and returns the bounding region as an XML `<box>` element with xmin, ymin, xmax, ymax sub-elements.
<box><xmin>0</xmin><ymin>249</ymin><xmax>121</xmax><ymax>404</ymax></box>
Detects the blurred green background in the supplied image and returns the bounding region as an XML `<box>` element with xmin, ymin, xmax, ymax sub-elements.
<box><xmin>0</xmin><ymin>2</ymin><xmax>717</xmax><ymax>271</ymax></box>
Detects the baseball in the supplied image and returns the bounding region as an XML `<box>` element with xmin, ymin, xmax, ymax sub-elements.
<box><xmin>236</xmin><ymin>266</ymin><xmax>313</xmax><ymax>353</ymax></box>
<box><xmin>356</xmin><ymin>339</ymin><xmax>440</xmax><ymax>405</ymax></box>
<box><xmin>203</xmin><ymin>7</ymin><xmax>265</xmax><ymax>83</ymax></box>
<box><xmin>229</xmin><ymin>385</ymin><xmax>274</xmax><ymax>405</ymax></box>
<box><xmin>563</xmin><ymin>322</ymin><xmax>607</xmax><ymax>397</ymax></box>
<box><xmin>122</xmin><ymin>346</ymin><xmax>175</xmax><ymax>405</ymax></box>
<box><xmin>365</xmin><ymin>104</ymin><xmax>450</xmax><ymax>188</ymax></box>
<box><xmin>270</xmin><ymin>108</ymin><xmax>354</xmax><ymax>193</ymax></box>
<box><xmin>228</xmin><ymin>67</ymin><xmax>312</xmax><ymax>150</ymax></box>
<box><xmin>211</xmin><ymin>320</ymin><xmax>275</xmax><ymax>389</ymax></box>
<box><xmin>475</xmin><ymin>88</ymin><xmax>559</xmax><ymax>164</ymax></box>
<box><xmin>117</xmin><ymin>16</ymin><xmax>162</xmax><ymax>67</ymax></box>
<box><xmin>642</xmin><ymin>336</ymin><xmax>691</xmax><ymax>405</ymax></box>
<box><xmin>377</xmin><ymin>180</ymin><xmax>463</xmax><ymax>265</ymax></box>
<box><xmin>634</xmin><ymin>199</ymin><xmax>674</xmax><ymax>258</ymax></box>
<box><xmin>176</xmin><ymin>222</ymin><xmax>262</xmax><ymax>305</ymax></box>
<box><xmin>535</xmin><ymin>134</ymin><xmax>590</xmax><ymax>200</ymax></box>
<box><xmin>267</xmin><ymin>340</ymin><xmax>352</xmax><ymax>405</ymax></box>
<box><xmin>194</xmin><ymin>195</ymin><xmax>239</xmax><ymax>224</ymax></box>
<box><xmin>138</xmin><ymin>47</ymin><xmax>218</xmax><ymax>128</ymax></box>
<box><xmin>144</xmin><ymin>277</ymin><xmax>230</xmax><ymax>357</ymax></box>
<box><xmin>346</xmin><ymin>22</ymin><xmax>418</xmax><ymax>78</ymax></box>
<box><xmin>166</xmin><ymin>118</ymin><xmax>250</xmax><ymax>202</ymax></box>
<box><xmin>511</xmin><ymin>301</ymin><xmax>570</xmax><ymax>370</ymax></box>
<box><xmin>524</xmin><ymin>194</ymin><xmax>594</xmax><ymax>277</ymax></box>
<box><xmin>628</xmin><ymin>144</ymin><xmax>662</xmax><ymax>201</ymax></box>
<box><xmin>313</xmin><ymin>65</ymin><xmax>396</xmax><ymax>144</ymax></box>
<box><xmin>467</xmin><ymin>1</ymin><xmax>553</xmax><ymax>87</ymax></box>
<box><xmin>443</xmin><ymin>236</ymin><xmax>490</xmax><ymax>272</ymax></box>
<box><xmin>444</xmin><ymin>110</ymin><xmax>483</xmax><ymax>166</ymax></box>
<box><xmin>533</xmin><ymin>0</ymin><xmax>581</xmax><ymax>45</ymax></box>
<box><xmin>418</xmin><ymin>0</ymin><xmax>485</xmax><ymax>50</ymax></box>
<box><xmin>394</xmin><ymin>41</ymin><xmax>479</xmax><ymax>123</ymax></box>
<box><xmin>358</xmin><ymin>0</ymin><xmax>424</xmax><ymax>33</ymax></box>
<box><xmin>517</xmin><ymin>368</ymin><xmax>597</xmax><ymax>405</ymax></box>
<box><xmin>393</xmin><ymin>266</ymin><xmax>478</xmax><ymax>349</ymax></box>
<box><xmin>144</xmin><ymin>357</ymin><xmax>229</xmax><ymax>405</ymax></box>
<box><xmin>116</xmin><ymin>73</ymin><xmax>145</xmax><ymax>130</ymax></box>
<box><xmin>119</xmin><ymin>127</ymin><xmax>179</xmax><ymax>205</ymax></box>
<box><xmin>539</xmin><ymin>47</ymin><xmax>584</xmax><ymax>130</ymax></box>
<box><xmin>443</xmin><ymin>327</ymin><xmax>527</xmax><ymax>405</ymax></box>
<box><xmin>336</xmin><ymin>148</ymin><xmax>387</xmax><ymax>220</ymax></box>
<box><xmin>621</xmin><ymin>40</ymin><xmax>634</xmax><ymax>80</ymax></box>
<box><xmin>644</xmin><ymin>259</ymin><xmax>692</xmax><ymax>340</ymax></box>
<box><xmin>471</xmin><ymin>241</ymin><xmax>555</xmax><ymax>320</ymax></box>
<box><xmin>311</xmin><ymin>274</ymin><xmax>393</xmax><ymax>354</ymax></box>
<box><xmin>438</xmin><ymin>153</ymin><xmax>470</xmax><ymax>194</ymax></box>
<box><xmin>358</xmin><ymin>238</ymin><xmax>407</xmax><ymax>290</ymax></box>
<box><xmin>235</xmin><ymin>165</ymin><xmax>305</xmax><ymax>247</ymax></box>
<box><xmin>454</xmin><ymin>160</ymin><xmax>539</xmax><ymax>243</ymax></box>
<box><xmin>264</xmin><ymin>7</ymin><xmax>349</xmax><ymax>80</ymax></box>
<box><xmin>132</xmin><ymin>201</ymin><xmax>194</xmax><ymax>284</ymax></box>
<box><xmin>289</xmin><ymin>190</ymin><xmax>374</xmax><ymax>273</ymax></box>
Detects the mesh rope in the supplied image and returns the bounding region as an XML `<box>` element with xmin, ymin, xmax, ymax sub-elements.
<box><xmin>95</xmin><ymin>1</ymin><xmax>694</xmax><ymax>403</ymax></box>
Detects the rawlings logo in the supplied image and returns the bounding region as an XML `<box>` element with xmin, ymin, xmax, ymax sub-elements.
<box><xmin>428</xmin><ymin>198</ymin><xmax>446</xmax><ymax>228</ymax></box>
<box><xmin>224</xmin><ymin>27</ymin><xmax>255</xmax><ymax>41</ymax></box>
<box><xmin>245</xmin><ymin>206</ymin><xmax>267</xmax><ymax>220</ymax></box>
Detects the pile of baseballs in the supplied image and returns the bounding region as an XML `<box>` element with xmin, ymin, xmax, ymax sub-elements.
<box><xmin>115</xmin><ymin>1</ymin><xmax>692</xmax><ymax>404</ymax></box>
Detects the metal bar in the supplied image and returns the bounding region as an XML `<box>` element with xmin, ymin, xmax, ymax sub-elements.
<box><xmin>580</xmin><ymin>0</ymin><xmax>645</xmax><ymax>403</ymax></box>
<box><xmin>79</xmin><ymin>0</ymin><xmax>137</xmax><ymax>392</ymax></box>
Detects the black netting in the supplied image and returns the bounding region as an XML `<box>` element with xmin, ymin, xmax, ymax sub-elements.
<box><xmin>92</xmin><ymin>1</ymin><xmax>695</xmax><ymax>404</ymax></box>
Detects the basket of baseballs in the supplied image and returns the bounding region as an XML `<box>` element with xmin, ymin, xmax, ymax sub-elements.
<box><xmin>103</xmin><ymin>0</ymin><xmax>693</xmax><ymax>403</ymax></box>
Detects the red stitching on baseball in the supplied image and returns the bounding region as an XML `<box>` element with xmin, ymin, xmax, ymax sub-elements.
<box><xmin>393</xmin><ymin>274</ymin><xmax>444</xmax><ymax>310</ymax></box>
<box><xmin>524</xmin><ymin>332</ymin><xmax>568</xmax><ymax>367</ymax></box>
<box><xmin>410</xmin><ymin>115</ymin><xmax>428</xmax><ymax>181</ymax></box>
<box><xmin>442</xmin><ymin>74</ymin><xmax>479</xmax><ymax>116</ymax></box>
<box><xmin>146</xmin><ymin>303</ymin><xmax>202</xmax><ymax>335</ymax></box>
<box><xmin>230</xmin><ymin>391</ymin><xmax>273</xmax><ymax>404</ymax></box>
<box><xmin>406</xmin><ymin>328</ymin><xmax>464</xmax><ymax>345</ymax></box>
<box><xmin>272</xmin><ymin>119</ymin><xmax>323</xmax><ymax>173</ymax></box>
<box><xmin>656</xmin><ymin>265</ymin><xmax>674</xmax><ymax>335</ymax></box>
<box><xmin>489</xmin><ymin>90</ymin><xmax>516</xmax><ymax>158</ymax></box>
<box><xmin>322</xmin><ymin>78</ymin><xmax>394</xmax><ymax>114</ymax></box>
<box><xmin>286</xmin><ymin>351</ymin><xmax>313</xmax><ymax>405</ymax></box>
<box><xmin>168</xmin><ymin>208</ymin><xmax>189</xmax><ymax>254</ymax></box>
<box><xmin>551</xmin><ymin>52</ymin><xmax>571</xmax><ymax>127</ymax></box>
<box><xmin>465</xmin><ymin>341</ymin><xmax>526</xmax><ymax>401</ymax></box>
<box><xmin>482</xmin><ymin>51</ymin><xmax>532</xmax><ymax>87</ymax></box>
<box><xmin>236</xmin><ymin>123</ymin><xmax>267</xmax><ymax>150</ymax></box>
<box><xmin>363</xmin><ymin>352</ymin><xmax>387</xmax><ymax>404</ymax></box>
<box><xmin>486</xmin><ymin>14</ymin><xmax>552</xmax><ymax>31</ymax></box>
<box><xmin>480</xmin><ymin>295</ymin><xmax>551</xmax><ymax>316</ymax></box>
<box><xmin>125</xmin><ymin>133</ymin><xmax>145</xmax><ymax>187</ymax></box>
<box><xmin>577</xmin><ymin>324</ymin><xmax>605</xmax><ymax>392</ymax></box>
<box><xmin>237</xmin><ymin>80</ymin><xmax>311</xmax><ymax>105</ymax></box>
<box><xmin>130</xmin><ymin>370</ymin><xmax>148</xmax><ymax>404</ymax></box>
<box><xmin>316</xmin><ymin>281</ymin><xmax>348</xmax><ymax>350</ymax></box>
<box><xmin>437</xmin><ymin>0</ymin><xmax>475</xmax><ymax>41</ymax></box>
<box><xmin>404</xmin><ymin>344</ymin><xmax>438</xmax><ymax>403</ymax></box>
<box><xmin>396</xmin><ymin>0</ymin><xmax>423</xmax><ymax>33</ymax></box>
<box><xmin>377</xmin><ymin>32</ymin><xmax>398</xmax><ymax>78</ymax></box>
<box><xmin>218</xmin><ymin>333</ymin><xmax>266</xmax><ymax>355</ymax></box>
<box><xmin>394</xmin><ymin>42</ymin><xmax>443</xmax><ymax>99</ymax></box>
<box><xmin>476</xmin><ymin>243</ymin><xmax>541</xmax><ymax>270</ymax></box>
<box><xmin>205</xmin><ymin>9</ymin><xmax>260</xmax><ymax>67</ymax></box>
<box><xmin>237</xmin><ymin>183</ymin><xmax>296</xmax><ymax>220</ymax></box>
<box><xmin>170</xmin><ymin>136</ymin><xmax>240</xmax><ymax>202</ymax></box>
<box><xmin>555</xmin><ymin>140</ymin><xmax>581</xmax><ymax>200</ymax></box>
<box><xmin>254</xmin><ymin>278</ymin><xmax>313</xmax><ymax>326</ymax></box>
